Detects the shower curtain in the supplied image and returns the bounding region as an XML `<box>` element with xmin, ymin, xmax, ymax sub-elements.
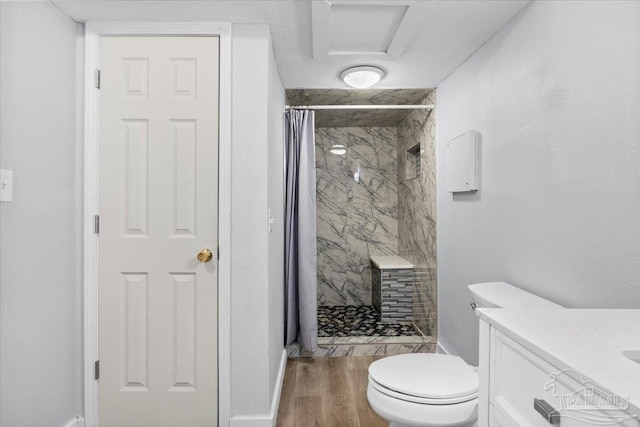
<box><xmin>285</xmin><ymin>109</ymin><xmax>318</xmax><ymax>352</ymax></box>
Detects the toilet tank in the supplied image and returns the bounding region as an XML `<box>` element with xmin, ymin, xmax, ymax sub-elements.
<box><xmin>468</xmin><ymin>282</ymin><xmax>563</xmax><ymax>310</ymax></box>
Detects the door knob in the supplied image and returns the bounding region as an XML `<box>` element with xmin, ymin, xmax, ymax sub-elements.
<box><xmin>197</xmin><ymin>248</ymin><xmax>213</xmax><ymax>263</ymax></box>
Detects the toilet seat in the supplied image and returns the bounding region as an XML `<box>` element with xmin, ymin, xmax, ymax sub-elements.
<box><xmin>367</xmin><ymin>382</ymin><xmax>479</xmax><ymax>427</ymax></box>
<box><xmin>368</xmin><ymin>354</ymin><xmax>479</xmax><ymax>405</ymax></box>
<box><xmin>369</xmin><ymin>376</ymin><xmax>477</xmax><ymax>405</ymax></box>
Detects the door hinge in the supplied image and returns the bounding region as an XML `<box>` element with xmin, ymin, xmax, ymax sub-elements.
<box><xmin>95</xmin><ymin>69</ymin><xmax>101</xmax><ymax>89</ymax></box>
<box><xmin>94</xmin><ymin>215</ymin><xmax>100</xmax><ymax>235</ymax></box>
<box><xmin>217</xmin><ymin>246</ymin><xmax>220</xmax><ymax>260</ymax></box>
<box><xmin>94</xmin><ymin>360</ymin><xmax>100</xmax><ymax>380</ymax></box>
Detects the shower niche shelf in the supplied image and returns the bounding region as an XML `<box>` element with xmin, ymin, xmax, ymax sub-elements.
<box><xmin>405</xmin><ymin>142</ymin><xmax>421</xmax><ymax>180</ymax></box>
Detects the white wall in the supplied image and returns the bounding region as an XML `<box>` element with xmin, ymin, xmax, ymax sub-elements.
<box><xmin>437</xmin><ymin>0</ymin><xmax>640</xmax><ymax>364</ymax></box>
<box><xmin>230</xmin><ymin>24</ymin><xmax>286</xmax><ymax>423</ymax></box>
<box><xmin>0</xmin><ymin>10</ymin><xmax>285</xmax><ymax>425</ymax></box>
<box><xmin>0</xmin><ymin>2</ymin><xmax>80</xmax><ymax>426</ymax></box>
<box><xmin>266</xmin><ymin>35</ymin><xmax>286</xmax><ymax>407</ymax></box>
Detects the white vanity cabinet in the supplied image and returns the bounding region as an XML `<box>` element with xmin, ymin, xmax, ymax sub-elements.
<box><xmin>477</xmin><ymin>310</ymin><xmax>640</xmax><ymax>427</ymax></box>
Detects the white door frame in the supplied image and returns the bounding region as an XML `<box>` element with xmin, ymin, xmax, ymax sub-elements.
<box><xmin>83</xmin><ymin>22</ymin><xmax>232</xmax><ymax>427</ymax></box>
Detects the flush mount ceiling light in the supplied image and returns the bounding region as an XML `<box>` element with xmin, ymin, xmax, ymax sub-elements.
<box><xmin>340</xmin><ymin>66</ymin><xmax>385</xmax><ymax>89</ymax></box>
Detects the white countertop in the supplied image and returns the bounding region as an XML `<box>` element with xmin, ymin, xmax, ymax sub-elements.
<box><xmin>370</xmin><ymin>255</ymin><xmax>413</xmax><ymax>269</ymax></box>
<box><xmin>476</xmin><ymin>308</ymin><xmax>640</xmax><ymax>414</ymax></box>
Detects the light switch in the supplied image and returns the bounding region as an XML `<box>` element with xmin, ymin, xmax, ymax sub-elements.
<box><xmin>268</xmin><ymin>208</ymin><xmax>275</xmax><ymax>234</ymax></box>
<box><xmin>0</xmin><ymin>170</ymin><xmax>13</xmax><ymax>202</ymax></box>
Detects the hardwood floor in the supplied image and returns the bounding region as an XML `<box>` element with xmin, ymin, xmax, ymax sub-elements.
<box><xmin>276</xmin><ymin>356</ymin><xmax>388</xmax><ymax>427</ymax></box>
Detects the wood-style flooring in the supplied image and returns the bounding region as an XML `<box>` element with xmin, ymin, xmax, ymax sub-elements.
<box><xmin>276</xmin><ymin>356</ymin><xmax>388</xmax><ymax>427</ymax></box>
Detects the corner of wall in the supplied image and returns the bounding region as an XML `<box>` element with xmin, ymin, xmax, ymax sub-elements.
<box><xmin>266</xmin><ymin>26</ymin><xmax>286</xmax><ymax>407</ymax></box>
<box><xmin>228</xmin><ymin>349</ymin><xmax>286</xmax><ymax>427</ymax></box>
<box><xmin>231</xmin><ymin>22</ymin><xmax>285</xmax><ymax>420</ymax></box>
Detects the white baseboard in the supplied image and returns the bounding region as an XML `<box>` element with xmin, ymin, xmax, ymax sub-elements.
<box><xmin>63</xmin><ymin>416</ymin><xmax>85</xmax><ymax>427</ymax></box>
<box><xmin>270</xmin><ymin>349</ymin><xmax>287</xmax><ymax>424</ymax></box>
<box><xmin>229</xmin><ymin>349</ymin><xmax>287</xmax><ymax>427</ymax></box>
<box><xmin>437</xmin><ymin>341</ymin><xmax>452</xmax><ymax>355</ymax></box>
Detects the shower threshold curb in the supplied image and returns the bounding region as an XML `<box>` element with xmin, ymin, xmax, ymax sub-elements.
<box><xmin>318</xmin><ymin>335</ymin><xmax>435</xmax><ymax>345</ymax></box>
<box><xmin>287</xmin><ymin>335</ymin><xmax>436</xmax><ymax>358</ymax></box>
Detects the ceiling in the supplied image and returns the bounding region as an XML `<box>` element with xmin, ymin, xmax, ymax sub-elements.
<box><xmin>51</xmin><ymin>0</ymin><xmax>530</xmax><ymax>89</ymax></box>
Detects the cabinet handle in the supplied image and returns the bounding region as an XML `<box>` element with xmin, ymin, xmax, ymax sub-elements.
<box><xmin>534</xmin><ymin>398</ymin><xmax>560</xmax><ymax>424</ymax></box>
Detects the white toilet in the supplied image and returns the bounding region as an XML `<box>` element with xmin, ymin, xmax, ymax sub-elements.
<box><xmin>367</xmin><ymin>282</ymin><xmax>563</xmax><ymax>427</ymax></box>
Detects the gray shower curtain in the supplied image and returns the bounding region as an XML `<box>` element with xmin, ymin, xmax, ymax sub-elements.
<box><xmin>285</xmin><ymin>109</ymin><xmax>318</xmax><ymax>352</ymax></box>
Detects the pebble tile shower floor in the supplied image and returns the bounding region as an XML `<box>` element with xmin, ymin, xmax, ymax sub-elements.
<box><xmin>318</xmin><ymin>305</ymin><xmax>421</xmax><ymax>337</ymax></box>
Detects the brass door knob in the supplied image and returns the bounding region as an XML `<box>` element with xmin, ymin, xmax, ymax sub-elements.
<box><xmin>197</xmin><ymin>248</ymin><xmax>213</xmax><ymax>263</ymax></box>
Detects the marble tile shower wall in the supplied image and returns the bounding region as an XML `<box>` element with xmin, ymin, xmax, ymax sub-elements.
<box><xmin>316</xmin><ymin>127</ymin><xmax>399</xmax><ymax>306</ymax></box>
<box><xmin>397</xmin><ymin>91</ymin><xmax>438</xmax><ymax>337</ymax></box>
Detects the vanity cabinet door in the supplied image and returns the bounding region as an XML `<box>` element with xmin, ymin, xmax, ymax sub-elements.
<box><xmin>490</xmin><ymin>329</ymin><xmax>559</xmax><ymax>426</ymax></box>
<box><xmin>490</xmin><ymin>330</ymin><xmax>638</xmax><ymax>427</ymax></box>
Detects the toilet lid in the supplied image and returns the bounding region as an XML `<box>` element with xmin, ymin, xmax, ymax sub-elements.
<box><xmin>368</xmin><ymin>354</ymin><xmax>478</xmax><ymax>401</ymax></box>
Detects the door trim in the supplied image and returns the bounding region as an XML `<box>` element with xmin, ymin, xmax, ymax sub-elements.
<box><xmin>83</xmin><ymin>22</ymin><xmax>232</xmax><ymax>427</ymax></box>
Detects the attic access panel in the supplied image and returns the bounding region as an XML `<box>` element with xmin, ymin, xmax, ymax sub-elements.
<box><xmin>312</xmin><ymin>0</ymin><xmax>429</xmax><ymax>59</ymax></box>
<box><xmin>329</xmin><ymin>4</ymin><xmax>407</xmax><ymax>54</ymax></box>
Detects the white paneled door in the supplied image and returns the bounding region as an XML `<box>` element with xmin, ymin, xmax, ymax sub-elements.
<box><xmin>98</xmin><ymin>37</ymin><xmax>219</xmax><ymax>426</ymax></box>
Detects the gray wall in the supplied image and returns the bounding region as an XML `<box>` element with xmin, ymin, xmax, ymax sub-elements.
<box><xmin>230</xmin><ymin>24</ymin><xmax>286</xmax><ymax>421</ymax></box>
<box><xmin>0</xmin><ymin>3</ymin><xmax>79</xmax><ymax>426</ymax></box>
<box><xmin>437</xmin><ymin>0</ymin><xmax>640</xmax><ymax>364</ymax></box>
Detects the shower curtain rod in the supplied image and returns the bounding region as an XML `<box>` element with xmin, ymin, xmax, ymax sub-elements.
<box><xmin>285</xmin><ymin>104</ymin><xmax>434</xmax><ymax>111</ymax></box>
